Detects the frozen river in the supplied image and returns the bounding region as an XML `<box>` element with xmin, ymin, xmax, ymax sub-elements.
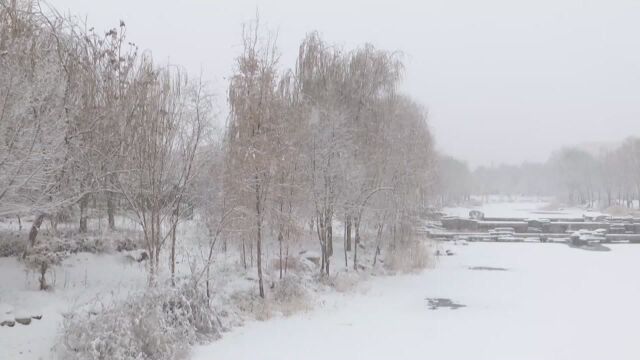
<box><xmin>193</xmin><ymin>241</ymin><xmax>640</xmax><ymax>360</ymax></box>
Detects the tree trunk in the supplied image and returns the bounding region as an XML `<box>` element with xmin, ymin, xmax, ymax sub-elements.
<box><xmin>257</xmin><ymin>229</ymin><xmax>264</xmax><ymax>298</ymax></box>
<box><xmin>146</xmin><ymin>232</ymin><xmax>157</xmax><ymax>286</ymax></box>
<box><xmin>170</xmin><ymin>204</ymin><xmax>179</xmax><ymax>286</ymax></box>
<box><xmin>320</xmin><ymin>243</ymin><xmax>326</xmax><ymax>274</ymax></box>
<box><xmin>316</xmin><ymin>214</ymin><xmax>326</xmax><ymax>274</ymax></box>
<box><xmin>353</xmin><ymin>218</ymin><xmax>360</xmax><ymax>271</ymax></box>
<box><xmin>327</xmin><ymin>220</ymin><xmax>333</xmax><ymax>257</ymax></box>
<box><xmin>256</xmin><ymin>185</ymin><xmax>264</xmax><ymax>298</ymax></box>
<box><xmin>170</xmin><ymin>224</ymin><xmax>177</xmax><ymax>285</ymax></box>
<box><xmin>155</xmin><ymin>244</ymin><xmax>161</xmax><ymax>283</ymax></box>
<box><xmin>344</xmin><ymin>214</ymin><xmax>348</xmax><ymax>268</ymax></box>
<box><xmin>206</xmin><ymin>264</ymin><xmax>211</xmax><ymax>299</ymax></box>
<box><xmin>278</xmin><ymin>230</ymin><xmax>283</xmax><ymax>279</ymax></box>
<box><xmin>147</xmin><ymin>210</ymin><xmax>162</xmax><ymax>287</ymax></box>
<box><xmin>345</xmin><ymin>215</ymin><xmax>352</xmax><ymax>251</ymax></box>
<box><xmin>79</xmin><ymin>193</ymin><xmax>89</xmax><ymax>233</ymax></box>
<box><xmin>372</xmin><ymin>223</ymin><xmax>384</xmax><ymax>266</ymax></box>
<box><xmin>326</xmin><ymin>253</ymin><xmax>330</xmax><ymax>275</ymax></box>
<box><xmin>241</xmin><ymin>237</ymin><xmax>247</xmax><ymax>270</ymax></box>
<box><xmin>38</xmin><ymin>263</ymin><xmax>48</xmax><ymax>291</ymax></box>
<box><xmin>107</xmin><ymin>191</ymin><xmax>116</xmax><ymax>230</ymax></box>
<box><xmin>29</xmin><ymin>214</ymin><xmax>45</xmax><ymax>247</ymax></box>
<box><xmin>284</xmin><ymin>244</ymin><xmax>289</xmax><ymax>275</ymax></box>
<box><xmin>326</xmin><ymin>218</ymin><xmax>332</xmax><ymax>276</ymax></box>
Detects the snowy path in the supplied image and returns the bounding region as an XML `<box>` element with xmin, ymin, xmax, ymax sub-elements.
<box><xmin>192</xmin><ymin>242</ymin><xmax>640</xmax><ymax>360</ymax></box>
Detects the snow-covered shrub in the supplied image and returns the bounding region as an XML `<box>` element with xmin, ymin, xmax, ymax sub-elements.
<box><xmin>323</xmin><ymin>271</ymin><xmax>362</xmax><ymax>293</ymax></box>
<box><xmin>59</xmin><ymin>283</ymin><xmax>221</xmax><ymax>360</ymax></box>
<box><xmin>384</xmin><ymin>239</ymin><xmax>430</xmax><ymax>273</ymax></box>
<box><xmin>271</xmin><ymin>276</ymin><xmax>310</xmax><ymax>315</ymax></box>
<box><xmin>23</xmin><ymin>239</ymin><xmax>67</xmax><ymax>290</ymax></box>
<box><xmin>229</xmin><ymin>289</ymin><xmax>272</xmax><ymax>321</ymax></box>
<box><xmin>269</xmin><ymin>255</ymin><xmax>315</xmax><ymax>273</ymax></box>
<box><xmin>228</xmin><ymin>278</ymin><xmax>310</xmax><ymax>319</ymax></box>
<box><xmin>30</xmin><ymin>230</ymin><xmax>143</xmax><ymax>255</ymax></box>
<box><xmin>115</xmin><ymin>236</ymin><xmax>142</xmax><ymax>252</ymax></box>
<box><xmin>72</xmin><ymin>235</ymin><xmax>110</xmax><ymax>254</ymax></box>
<box><xmin>54</xmin><ymin>228</ymin><xmax>144</xmax><ymax>254</ymax></box>
<box><xmin>0</xmin><ymin>232</ymin><xmax>26</xmax><ymax>257</ymax></box>
<box><xmin>174</xmin><ymin>284</ymin><xmax>223</xmax><ymax>339</ymax></box>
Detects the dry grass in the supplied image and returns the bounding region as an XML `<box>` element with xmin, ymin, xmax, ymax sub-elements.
<box><xmin>384</xmin><ymin>239</ymin><xmax>431</xmax><ymax>273</ymax></box>
<box><xmin>270</xmin><ymin>276</ymin><xmax>311</xmax><ymax>316</ymax></box>
<box><xmin>268</xmin><ymin>256</ymin><xmax>314</xmax><ymax>274</ymax></box>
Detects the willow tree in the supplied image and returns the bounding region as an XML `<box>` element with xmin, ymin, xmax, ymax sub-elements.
<box><xmin>0</xmin><ymin>0</ymin><xmax>94</xmax><ymax>245</ymax></box>
<box><xmin>384</xmin><ymin>96</ymin><xmax>436</xmax><ymax>250</ymax></box>
<box><xmin>341</xmin><ymin>45</ymin><xmax>403</xmax><ymax>270</ymax></box>
<box><xmin>114</xmin><ymin>59</ymin><xmax>206</xmax><ymax>284</ymax></box>
<box><xmin>294</xmin><ymin>33</ymin><xmax>407</xmax><ymax>273</ymax></box>
<box><xmin>295</xmin><ymin>33</ymin><xmax>352</xmax><ymax>275</ymax></box>
<box><xmin>226</xmin><ymin>22</ymin><xmax>283</xmax><ymax>297</ymax></box>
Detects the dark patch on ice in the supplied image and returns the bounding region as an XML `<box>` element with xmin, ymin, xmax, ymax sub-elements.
<box><xmin>426</xmin><ymin>298</ymin><xmax>466</xmax><ymax>310</ymax></box>
<box><xmin>468</xmin><ymin>266</ymin><xmax>508</xmax><ymax>271</ymax></box>
<box><xmin>15</xmin><ymin>317</ymin><xmax>31</xmax><ymax>325</ymax></box>
<box><xmin>435</xmin><ymin>249</ymin><xmax>455</xmax><ymax>256</ymax></box>
<box><xmin>568</xmin><ymin>243</ymin><xmax>611</xmax><ymax>252</ymax></box>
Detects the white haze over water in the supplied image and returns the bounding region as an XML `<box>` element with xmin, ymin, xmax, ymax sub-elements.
<box><xmin>49</xmin><ymin>0</ymin><xmax>640</xmax><ymax>167</ymax></box>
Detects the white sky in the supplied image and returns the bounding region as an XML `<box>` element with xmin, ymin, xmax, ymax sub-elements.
<box><xmin>48</xmin><ymin>0</ymin><xmax>640</xmax><ymax>167</ymax></box>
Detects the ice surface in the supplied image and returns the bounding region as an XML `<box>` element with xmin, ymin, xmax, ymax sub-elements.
<box><xmin>192</xmin><ymin>242</ymin><xmax>640</xmax><ymax>360</ymax></box>
<box><xmin>443</xmin><ymin>196</ymin><xmax>604</xmax><ymax>219</ymax></box>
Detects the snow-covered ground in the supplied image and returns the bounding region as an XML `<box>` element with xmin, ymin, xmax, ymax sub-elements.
<box><xmin>192</xmin><ymin>241</ymin><xmax>640</xmax><ymax>360</ymax></box>
<box><xmin>0</xmin><ymin>253</ymin><xmax>149</xmax><ymax>359</ymax></box>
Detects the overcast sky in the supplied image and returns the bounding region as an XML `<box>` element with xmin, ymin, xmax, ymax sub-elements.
<box><xmin>48</xmin><ymin>0</ymin><xmax>640</xmax><ymax>167</ymax></box>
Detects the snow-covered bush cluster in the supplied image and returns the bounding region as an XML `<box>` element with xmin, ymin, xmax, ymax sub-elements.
<box><xmin>271</xmin><ymin>276</ymin><xmax>311</xmax><ymax>315</ymax></box>
<box><xmin>5</xmin><ymin>229</ymin><xmax>141</xmax><ymax>257</ymax></box>
<box><xmin>323</xmin><ymin>271</ymin><xmax>364</xmax><ymax>293</ymax></box>
<box><xmin>59</xmin><ymin>282</ymin><xmax>221</xmax><ymax>360</ymax></box>
<box><xmin>0</xmin><ymin>232</ymin><xmax>26</xmax><ymax>257</ymax></box>
<box><xmin>23</xmin><ymin>239</ymin><xmax>67</xmax><ymax>290</ymax></box>
<box><xmin>29</xmin><ymin>234</ymin><xmax>108</xmax><ymax>255</ymax></box>
<box><xmin>228</xmin><ymin>288</ymin><xmax>273</xmax><ymax>321</ymax></box>
<box><xmin>51</xmin><ymin>231</ymin><xmax>143</xmax><ymax>254</ymax></box>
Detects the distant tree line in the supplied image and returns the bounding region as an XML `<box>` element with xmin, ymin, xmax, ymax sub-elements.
<box><xmin>437</xmin><ymin>138</ymin><xmax>640</xmax><ymax>208</ymax></box>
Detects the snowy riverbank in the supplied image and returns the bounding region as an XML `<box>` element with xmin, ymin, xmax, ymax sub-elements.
<box><xmin>0</xmin><ymin>215</ymin><xmax>428</xmax><ymax>359</ymax></box>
